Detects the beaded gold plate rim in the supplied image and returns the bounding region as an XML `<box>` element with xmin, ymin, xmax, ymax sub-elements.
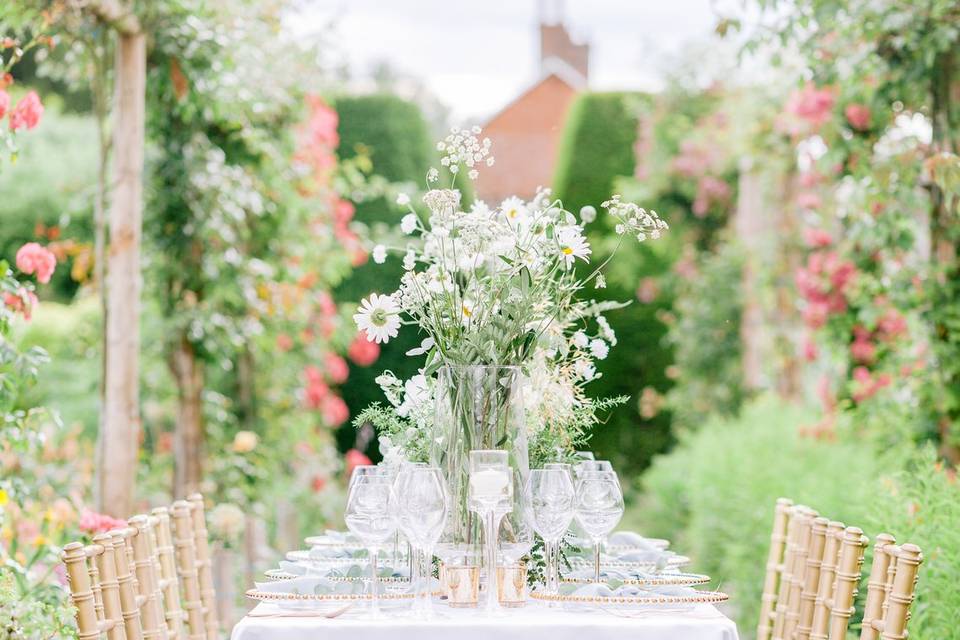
<box><xmin>245</xmin><ymin>589</ymin><xmax>415</xmax><ymax>602</ymax></box>
<box><xmin>560</xmin><ymin>572</ymin><xmax>710</xmax><ymax>587</ymax></box>
<box><xmin>263</xmin><ymin>569</ymin><xmax>411</xmax><ymax>584</ymax></box>
<box><xmin>566</xmin><ymin>555</ymin><xmax>691</xmax><ymax>570</ymax></box>
<box><xmin>606</xmin><ymin>538</ymin><xmax>670</xmax><ymax>552</ymax></box>
<box><xmin>303</xmin><ymin>536</ymin><xmax>363</xmax><ymax>549</ymax></box>
<box><xmin>529</xmin><ymin>589</ymin><xmax>729</xmax><ymax>605</ymax></box>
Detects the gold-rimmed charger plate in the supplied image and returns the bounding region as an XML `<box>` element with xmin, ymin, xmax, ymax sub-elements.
<box><xmin>560</xmin><ymin>572</ymin><xmax>710</xmax><ymax>587</ymax></box>
<box><xmin>263</xmin><ymin>569</ymin><xmax>411</xmax><ymax>584</ymax></box>
<box><xmin>566</xmin><ymin>555</ymin><xmax>691</xmax><ymax>572</ymax></box>
<box><xmin>530</xmin><ymin>589</ymin><xmax>729</xmax><ymax>607</ymax></box>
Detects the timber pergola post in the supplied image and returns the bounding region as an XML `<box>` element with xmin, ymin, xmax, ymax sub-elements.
<box><xmin>88</xmin><ymin>0</ymin><xmax>145</xmax><ymax>518</ymax></box>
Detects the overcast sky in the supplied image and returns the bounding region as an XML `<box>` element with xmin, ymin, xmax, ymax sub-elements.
<box><xmin>289</xmin><ymin>0</ymin><xmax>743</xmax><ymax>122</ymax></box>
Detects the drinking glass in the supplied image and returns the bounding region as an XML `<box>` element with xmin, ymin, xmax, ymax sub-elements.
<box><xmin>344</xmin><ymin>475</ymin><xmax>398</xmax><ymax>618</ymax></box>
<box><xmin>349</xmin><ymin>464</ymin><xmax>393</xmax><ymax>490</ymax></box>
<box><xmin>393</xmin><ymin>466</ymin><xmax>447</xmax><ymax>618</ymax></box>
<box><xmin>574</xmin><ymin>459</ymin><xmax>614</xmax><ymax>478</ymax></box>
<box><xmin>574</xmin><ymin>470</ymin><xmax>624</xmax><ymax>584</ymax></box>
<box><xmin>468</xmin><ymin>450</ymin><xmax>512</xmax><ymax>614</ymax></box>
<box><xmin>528</xmin><ymin>467</ymin><xmax>575</xmax><ymax>596</ymax></box>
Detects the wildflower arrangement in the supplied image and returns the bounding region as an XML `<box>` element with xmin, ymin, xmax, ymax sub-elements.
<box><xmin>353</xmin><ymin>126</ymin><xmax>667</xmax><ymax>464</ymax></box>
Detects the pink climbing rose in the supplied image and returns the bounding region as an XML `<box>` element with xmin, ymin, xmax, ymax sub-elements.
<box><xmin>844</xmin><ymin>104</ymin><xmax>872</xmax><ymax>131</ymax></box>
<box><xmin>0</xmin><ymin>90</ymin><xmax>9</xmax><ymax>120</ymax></box>
<box><xmin>79</xmin><ymin>509</ymin><xmax>127</xmax><ymax>534</ymax></box>
<box><xmin>9</xmin><ymin>91</ymin><xmax>43</xmax><ymax>131</ymax></box>
<box><xmin>15</xmin><ymin>242</ymin><xmax>56</xmax><ymax>283</ymax></box>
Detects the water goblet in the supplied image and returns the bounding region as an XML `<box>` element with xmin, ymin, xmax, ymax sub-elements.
<box><xmin>468</xmin><ymin>450</ymin><xmax>512</xmax><ymax>614</ymax></box>
<box><xmin>344</xmin><ymin>475</ymin><xmax>398</xmax><ymax>618</ymax></box>
<box><xmin>527</xmin><ymin>467</ymin><xmax>575</xmax><ymax>596</ymax></box>
<box><xmin>393</xmin><ymin>466</ymin><xmax>447</xmax><ymax>618</ymax></box>
<box><xmin>574</xmin><ymin>470</ymin><xmax>624</xmax><ymax>584</ymax></box>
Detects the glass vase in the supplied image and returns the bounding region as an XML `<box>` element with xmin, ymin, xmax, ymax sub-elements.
<box><xmin>431</xmin><ymin>365</ymin><xmax>531</xmax><ymax>599</ymax></box>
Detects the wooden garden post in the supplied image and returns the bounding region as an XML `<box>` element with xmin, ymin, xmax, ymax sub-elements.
<box><xmin>97</xmin><ymin>22</ymin><xmax>145</xmax><ymax>518</ymax></box>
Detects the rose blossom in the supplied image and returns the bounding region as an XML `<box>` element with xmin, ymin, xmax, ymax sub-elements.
<box><xmin>850</xmin><ymin>339</ymin><xmax>876</xmax><ymax>364</ymax></box>
<box><xmin>844</xmin><ymin>103</ymin><xmax>871</xmax><ymax>130</ymax></box>
<box><xmin>15</xmin><ymin>242</ymin><xmax>56</xmax><ymax>283</ymax></box>
<box><xmin>304</xmin><ymin>365</ymin><xmax>329</xmax><ymax>409</ymax></box>
<box><xmin>347</xmin><ymin>332</ymin><xmax>380</xmax><ymax>366</ymax></box>
<box><xmin>345</xmin><ymin>448</ymin><xmax>372</xmax><ymax>476</ymax></box>
<box><xmin>0</xmin><ymin>90</ymin><xmax>8</xmax><ymax>120</ymax></box>
<box><xmin>3</xmin><ymin>288</ymin><xmax>38</xmax><ymax>320</ymax></box>
<box><xmin>322</xmin><ymin>393</ymin><xmax>349</xmax><ymax>427</ymax></box>
<box><xmin>276</xmin><ymin>333</ymin><xmax>294</xmax><ymax>351</ymax></box>
<box><xmin>803</xmin><ymin>228</ymin><xmax>833</xmax><ymax>248</ymax></box>
<box><xmin>9</xmin><ymin>91</ymin><xmax>43</xmax><ymax>131</ymax></box>
<box><xmin>79</xmin><ymin>509</ymin><xmax>127</xmax><ymax>534</ymax></box>
<box><xmin>324</xmin><ymin>353</ymin><xmax>349</xmax><ymax>384</ymax></box>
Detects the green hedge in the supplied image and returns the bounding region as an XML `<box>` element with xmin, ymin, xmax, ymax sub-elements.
<box><xmin>333</xmin><ymin>94</ymin><xmax>434</xmax><ymax>455</ymax></box>
<box><xmin>553</xmin><ymin>91</ymin><xmax>676</xmax><ymax>475</ymax></box>
<box><xmin>634</xmin><ymin>396</ymin><xmax>960</xmax><ymax>640</ymax></box>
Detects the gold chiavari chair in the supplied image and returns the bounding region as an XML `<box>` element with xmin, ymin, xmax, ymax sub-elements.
<box><xmin>63</xmin><ymin>538</ymin><xmax>126</xmax><ymax>640</ymax></box>
<box><xmin>172</xmin><ymin>499</ymin><xmax>207</xmax><ymax>640</ymax></box>
<box><xmin>859</xmin><ymin>535</ymin><xmax>923</xmax><ymax>640</ymax></box>
<box><xmin>759</xmin><ymin>500</ymin><xmax>870</xmax><ymax>640</ymax></box>
<box><xmin>188</xmin><ymin>494</ymin><xmax>220</xmax><ymax>639</ymax></box>
<box><xmin>64</xmin><ymin>495</ymin><xmax>222</xmax><ymax>640</ymax></box>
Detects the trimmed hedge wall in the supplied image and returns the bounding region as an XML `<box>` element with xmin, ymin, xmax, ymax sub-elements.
<box><xmin>553</xmin><ymin>91</ymin><xmax>676</xmax><ymax>476</ymax></box>
<box><xmin>333</xmin><ymin>94</ymin><xmax>434</xmax><ymax>456</ymax></box>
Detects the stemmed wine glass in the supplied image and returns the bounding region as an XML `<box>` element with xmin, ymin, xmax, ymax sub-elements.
<box><xmin>574</xmin><ymin>470</ymin><xmax>624</xmax><ymax>584</ymax></box>
<box><xmin>393</xmin><ymin>466</ymin><xmax>447</xmax><ymax>618</ymax></box>
<box><xmin>528</xmin><ymin>467</ymin><xmax>575</xmax><ymax>597</ymax></box>
<box><xmin>344</xmin><ymin>475</ymin><xmax>398</xmax><ymax>618</ymax></box>
<box><xmin>468</xmin><ymin>450</ymin><xmax>512</xmax><ymax>614</ymax></box>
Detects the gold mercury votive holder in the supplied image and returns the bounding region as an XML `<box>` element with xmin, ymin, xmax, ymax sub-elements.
<box><xmin>444</xmin><ymin>564</ymin><xmax>480</xmax><ymax>608</ymax></box>
<box><xmin>496</xmin><ymin>562</ymin><xmax>527</xmax><ymax>607</ymax></box>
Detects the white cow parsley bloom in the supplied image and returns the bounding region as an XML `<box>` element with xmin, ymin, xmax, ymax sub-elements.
<box><xmin>353</xmin><ymin>293</ymin><xmax>401</xmax><ymax>344</ymax></box>
<box><xmin>597</xmin><ymin>315</ymin><xmax>617</xmax><ymax>345</ymax></box>
<box><xmin>580</xmin><ymin>205</ymin><xmax>597</xmax><ymax>224</ymax></box>
<box><xmin>572</xmin><ymin>330</ymin><xmax>589</xmax><ymax>348</ymax></box>
<box><xmin>589</xmin><ymin>338</ymin><xmax>609</xmax><ymax>360</ymax></box>
<box><xmin>372</xmin><ymin>245</ymin><xmax>387</xmax><ymax>264</ymax></box>
<box><xmin>396</xmin><ymin>192</ymin><xmax>411</xmax><ymax>206</ymax></box>
<box><xmin>556</xmin><ymin>227</ymin><xmax>591</xmax><ymax>268</ymax></box>
<box><xmin>401</xmin><ymin>213</ymin><xmax>418</xmax><ymax>235</ymax></box>
<box><xmin>574</xmin><ymin>359</ymin><xmax>597</xmax><ymax>381</ymax></box>
<box><xmin>403</xmin><ymin>249</ymin><xmax>417</xmax><ymax>271</ymax></box>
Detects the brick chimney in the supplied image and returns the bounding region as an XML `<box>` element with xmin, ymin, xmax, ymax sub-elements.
<box><xmin>538</xmin><ymin>2</ymin><xmax>589</xmax><ymax>82</ymax></box>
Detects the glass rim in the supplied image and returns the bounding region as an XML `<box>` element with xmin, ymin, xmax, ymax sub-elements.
<box><xmin>439</xmin><ymin>364</ymin><xmax>521</xmax><ymax>371</ymax></box>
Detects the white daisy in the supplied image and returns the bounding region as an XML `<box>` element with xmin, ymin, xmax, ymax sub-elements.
<box><xmin>500</xmin><ymin>196</ymin><xmax>527</xmax><ymax>226</ymax></box>
<box><xmin>372</xmin><ymin>245</ymin><xmax>387</xmax><ymax>264</ymax></box>
<box><xmin>589</xmin><ymin>338</ymin><xmax>609</xmax><ymax>360</ymax></box>
<box><xmin>353</xmin><ymin>293</ymin><xmax>401</xmax><ymax>344</ymax></box>
<box><xmin>557</xmin><ymin>228</ymin><xmax>591</xmax><ymax>268</ymax></box>
<box><xmin>401</xmin><ymin>213</ymin><xmax>418</xmax><ymax>235</ymax></box>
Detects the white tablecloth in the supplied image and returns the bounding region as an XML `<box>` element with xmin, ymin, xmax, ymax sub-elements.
<box><xmin>231</xmin><ymin>602</ymin><xmax>739</xmax><ymax>640</ymax></box>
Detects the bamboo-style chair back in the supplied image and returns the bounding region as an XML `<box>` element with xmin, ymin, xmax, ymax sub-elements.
<box><xmin>758</xmin><ymin>500</ymin><xmax>868</xmax><ymax>640</ymax></box>
<box><xmin>859</xmin><ymin>535</ymin><xmax>923</xmax><ymax>640</ymax></box>
<box><xmin>63</xmin><ymin>494</ymin><xmax>222</xmax><ymax>640</ymax></box>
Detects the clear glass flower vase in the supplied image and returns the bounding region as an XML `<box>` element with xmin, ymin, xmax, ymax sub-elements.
<box><xmin>431</xmin><ymin>365</ymin><xmax>531</xmax><ymax>584</ymax></box>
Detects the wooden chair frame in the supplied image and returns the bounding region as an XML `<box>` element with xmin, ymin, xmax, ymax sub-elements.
<box><xmin>860</xmin><ymin>536</ymin><xmax>923</xmax><ymax>640</ymax></box>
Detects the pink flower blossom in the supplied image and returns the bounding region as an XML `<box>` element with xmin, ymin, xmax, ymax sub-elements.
<box><xmin>334</xmin><ymin>199</ymin><xmax>355</xmax><ymax>226</ymax></box>
<box><xmin>850</xmin><ymin>338</ymin><xmax>876</xmax><ymax>364</ymax></box>
<box><xmin>276</xmin><ymin>333</ymin><xmax>294</xmax><ymax>351</ymax></box>
<box><xmin>79</xmin><ymin>509</ymin><xmax>127</xmax><ymax>534</ymax></box>
<box><xmin>322</xmin><ymin>393</ymin><xmax>349</xmax><ymax>427</ymax></box>
<box><xmin>304</xmin><ymin>365</ymin><xmax>329</xmax><ymax>409</ymax></box>
<box><xmin>3</xmin><ymin>287</ymin><xmax>38</xmax><ymax>320</ymax></box>
<box><xmin>845</xmin><ymin>103</ymin><xmax>872</xmax><ymax>130</ymax></box>
<box><xmin>796</xmin><ymin>192</ymin><xmax>822</xmax><ymax>210</ymax></box>
<box><xmin>878</xmin><ymin>309</ymin><xmax>907</xmax><ymax>341</ymax></box>
<box><xmin>803</xmin><ymin>228</ymin><xmax>833</xmax><ymax>248</ymax></box>
<box><xmin>345</xmin><ymin>449</ymin><xmax>372</xmax><ymax>476</ymax></box>
<box><xmin>15</xmin><ymin>242</ymin><xmax>56</xmax><ymax>283</ymax></box>
<box><xmin>802</xmin><ymin>302</ymin><xmax>829</xmax><ymax>329</ymax></box>
<box><xmin>802</xmin><ymin>336</ymin><xmax>818</xmax><ymax>361</ymax></box>
<box><xmin>324</xmin><ymin>353</ymin><xmax>349</xmax><ymax>384</ymax></box>
<box><xmin>784</xmin><ymin>83</ymin><xmax>835</xmax><ymax>130</ymax></box>
<box><xmin>0</xmin><ymin>90</ymin><xmax>8</xmax><ymax>120</ymax></box>
<box><xmin>347</xmin><ymin>332</ymin><xmax>380</xmax><ymax>366</ymax></box>
<box><xmin>798</xmin><ymin>172</ymin><xmax>821</xmax><ymax>188</ymax></box>
<box><xmin>636</xmin><ymin>277</ymin><xmax>659</xmax><ymax>303</ymax></box>
<box><xmin>692</xmin><ymin>176</ymin><xmax>730</xmax><ymax>217</ymax></box>
<box><xmin>9</xmin><ymin>91</ymin><xmax>43</xmax><ymax>131</ymax></box>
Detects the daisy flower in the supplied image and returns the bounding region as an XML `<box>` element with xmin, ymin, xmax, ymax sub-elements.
<box><xmin>500</xmin><ymin>196</ymin><xmax>527</xmax><ymax>226</ymax></box>
<box><xmin>556</xmin><ymin>228</ymin><xmax>591</xmax><ymax>268</ymax></box>
<box><xmin>354</xmin><ymin>293</ymin><xmax>401</xmax><ymax>344</ymax></box>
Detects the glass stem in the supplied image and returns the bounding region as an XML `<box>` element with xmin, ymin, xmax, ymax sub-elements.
<box><xmin>484</xmin><ymin>509</ymin><xmax>500</xmax><ymax>613</ymax></box>
<box><xmin>420</xmin><ymin>545</ymin><xmax>434</xmax><ymax>618</ymax></box>
<box><xmin>370</xmin><ymin>546</ymin><xmax>380</xmax><ymax>617</ymax></box>
<box><xmin>546</xmin><ymin>539</ymin><xmax>559</xmax><ymax>595</ymax></box>
<box><xmin>593</xmin><ymin>538</ymin><xmax>601</xmax><ymax>584</ymax></box>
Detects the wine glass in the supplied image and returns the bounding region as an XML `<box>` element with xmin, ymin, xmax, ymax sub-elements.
<box><xmin>574</xmin><ymin>470</ymin><xmax>624</xmax><ymax>584</ymax></box>
<box><xmin>344</xmin><ymin>475</ymin><xmax>398</xmax><ymax>618</ymax></box>
<box><xmin>528</xmin><ymin>467</ymin><xmax>575</xmax><ymax>596</ymax></box>
<box><xmin>468</xmin><ymin>450</ymin><xmax>512</xmax><ymax>614</ymax></box>
<box><xmin>574</xmin><ymin>459</ymin><xmax>614</xmax><ymax>478</ymax></box>
<box><xmin>393</xmin><ymin>466</ymin><xmax>447</xmax><ymax>618</ymax></box>
<box><xmin>349</xmin><ymin>464</ymin><xmax>392</xmax><ymax>490</ymax></box>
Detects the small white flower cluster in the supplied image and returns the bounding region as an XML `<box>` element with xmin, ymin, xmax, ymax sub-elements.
<box><xmin>603</xmin><ymin>195</ymin><xmax>669</xmax><ymax>241</ymax></box>
<box><xmin>436</xmin><ymin>125</ymin><xmax>494</xmax><ymax>179</ymax></box>
<box><xmin>373</xmin><ymin>371</ymin><xmax>433</xmax><ymax>466</ymax></box>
